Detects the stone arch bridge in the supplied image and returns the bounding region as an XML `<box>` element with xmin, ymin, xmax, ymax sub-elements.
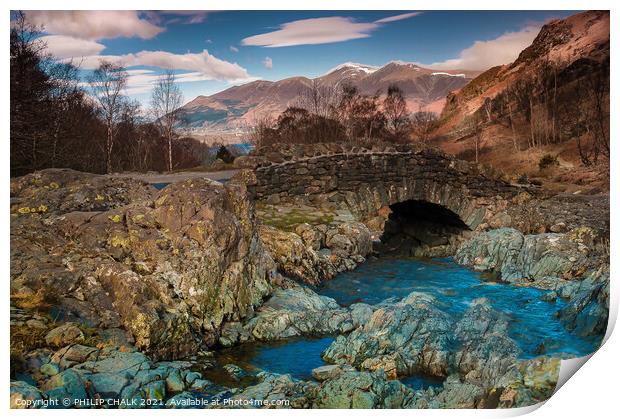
<box><xmin>237</xmin><ymin>143</ymin><xmax>531</xmax><ymax>230</ymax></box>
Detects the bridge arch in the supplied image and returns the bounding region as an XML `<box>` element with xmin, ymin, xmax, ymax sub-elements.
<box><xmin>240</xmin><ymin>143</ymin><xmax>527</xmax><ymax>231</ymax></box>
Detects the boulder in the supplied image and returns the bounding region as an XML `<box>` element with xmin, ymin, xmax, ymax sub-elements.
<box><xmin>313</xmin><ymin>370</ymin><xmax>412</xmax><ymax>408</ymax></box>
<box><xmin>45</xmin><ymin>323</ymin><xmax>84</xmax><ymax>348</ymax></box>
<box><xmin>455</xmin><ymin>227</ymin><xmax>591</xmax><ymax>283</ymax></box>
<box><xmin>311</xmin><ymin>365</ymin><xmax>344</xmax><ymax>381</ymax></box>
<box><xmin>11</xmin><ymin>171</ymin><xmax>277</xmax><ymax>359</ymax></box>
<box><xmin>323</xmin><ymin>292</ymin><xmax>453</xmax><ymax>378</ymax></box>
<box><xmin>10</xmin><ymin>381</ymin><xmax>45</xmax><ymax>409</ymax></box>
<box><xmin>220</xmin><ymin>284</ymin><xmax>358</xmax><ymax>345</ymax></box>
<box><xmin>230</xmin><ymin>372</ymin><xmax>316</xmax><ymax>408</ymax></box>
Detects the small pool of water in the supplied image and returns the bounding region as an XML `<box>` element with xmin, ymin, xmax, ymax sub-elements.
<box><xmin>152</xmin><ymin>182</ymin><xmax>170</xmax><ymax>190</ymax></box>
<box><xmin>318</xmin><ymin>256</ymin><xmax>599</xmax><ymax>358</ymax></box>
<box><xmin>207</xmin><ymin>336</ymin><xmax>442</xmax><ymax>390</ymax></box>
<box><xmin>209</xmin><ymin>337</ymin><xmax>335</xmax><ymax>383</ymax></box>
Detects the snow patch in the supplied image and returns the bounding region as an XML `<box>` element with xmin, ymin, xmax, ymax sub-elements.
<box><xmin>431</xmin><ymin>72</ymin><xmax>466</xmax><ymax>78</ymax></box>
<box><xmin>387</xmin><ymin>60</ymin><xmax>421</xmax><ymax>69</ymax></box>
<box><xmin>324</xmin><ymin>62</ymin><xmax>379</xmax><ymax>75</ymax></box>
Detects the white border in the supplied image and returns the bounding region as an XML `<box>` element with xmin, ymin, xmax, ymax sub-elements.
<box><xmin>2</xmin><ymin>1</ymin><xmax>617</xmax><ymax>418</ymax></box>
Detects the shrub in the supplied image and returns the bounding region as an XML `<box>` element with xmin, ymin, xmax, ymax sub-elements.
<box><xmin>215</xmin><ymin>145</ymin><xmax>235</xmax><ymax>164</ymax></box>
<box><xmin>539</xmin><ymin>154</ymin><xmax>559</xmax><ymax>170</ymax></box>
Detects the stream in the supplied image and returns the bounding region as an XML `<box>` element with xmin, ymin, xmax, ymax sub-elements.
<box><xmin>207</xmin><ymin>257</ymin><xmax>599</xmax><ymax>390</ymax></box>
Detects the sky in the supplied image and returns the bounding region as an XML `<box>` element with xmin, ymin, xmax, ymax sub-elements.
<box><xmin>18</xmin><ymin>10</ymin><xmax>577</xmax><ymax>106</ymax></box>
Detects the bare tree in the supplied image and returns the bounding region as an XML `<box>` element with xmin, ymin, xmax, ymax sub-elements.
<box><xmin>151</xmin><ymin>70</ymin><xmax>183</xmax><ymax>172</ymax></box>
<box><xmin>383</xmin><ymin>84</ymin><xmax>411</xmax><ymax>141</ymax></box>
<box><xmin>410</xmin><ymin>106</ymin><xmax>437</xmax><ymax>143</ymax></box>
<box><xmin>468</xmin><ymin>114</ymin><xmax>484</xmax><ymax>163</ymax></box>
<box><xmin>297</xmin><ymin>79</ymin><xmax>338</xmax><ymax>119</ymax></box>
<box><xmin>88</xmin><ymin>60</ymin><xmax>127</xmax><ymax>173</ymax></box>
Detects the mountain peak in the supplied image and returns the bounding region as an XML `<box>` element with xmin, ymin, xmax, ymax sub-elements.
<box><xmin>323</xmin><ymin>62</ymin><xmax>379</xmax><ymax>76</ymax></box>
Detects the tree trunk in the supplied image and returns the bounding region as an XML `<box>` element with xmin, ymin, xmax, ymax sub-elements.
<box><xmin>508</xmin><ymin>103</ymin><xmax>518</xmax><ymax>151</ymax></box>
<box><xmin>106</xmin><ymin>119</ymin><xmax>113</xmax><ymax>174</ymax></box>
<box><xmin>167</xmin><ymin>132</ymin><xmax>172</xmax><ymax>172</ymax></box>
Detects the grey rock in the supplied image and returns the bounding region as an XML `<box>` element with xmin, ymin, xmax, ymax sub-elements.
<box><xmin>165</xmin><ymin>368</ymin><xmax>185</xmax><ymax>393</ymax></box>
<box><xmin>311</xmin><ymin>365</ymin><xmax>343</xmax><ymax>381</ymax></box>
<box><xmin>313</xmin><ymin>369</ymin><xmax>412</xmax><ymax>408</ymax></box>
<box><xmin>455</xmin><ymin>228</ymin><xmax>590</xmax><ymax>283</ymax></box>
<box><xmin>10</xmin><ymin>381</ymin><xmax>45</xmax><ymax>409</ymax></box>
<box><xmin>45</xmin><ymin>323</ymin><xmax>84</xmax><ymax>348</ymax></box>
<box><xmin>39</xmin><ymin>363</ymin><xmax>60</xmax><ymax>377</ymax></box>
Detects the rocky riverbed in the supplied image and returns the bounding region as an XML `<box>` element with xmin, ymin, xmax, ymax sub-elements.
<box><xmin>10</xmin><ymin>168</ymin><xmax>609</xmax><ymax>409</ymax></box>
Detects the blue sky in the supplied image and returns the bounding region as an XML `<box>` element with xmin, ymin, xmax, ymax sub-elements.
<box><xmin>22</xmin><ymin>10</ymin><xmax>577</xmax><ymax>105</ymax></box>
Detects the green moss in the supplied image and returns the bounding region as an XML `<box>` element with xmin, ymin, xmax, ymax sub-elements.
<box><xmin>78</xmin><ymin>325</ymin><xmax>102</xmax><ymax>347</ymax></box>
<box><xmin>108</xmin><ymin>214</ymin><xmax>123</xmax><ymax>223</ymax></box>
<box><xmin>258</xmin><ymin>205</ymin><xmax>334</xmax><ymax>232</ymax></box>
<box><xmin>109</xmin><ymin>235</ymin><xmax>131</xmax><ymax>248</ymax></box>
<box><xmin>10</xmin><ymin>321</ymin><xmax>53</xmax><ymax>377</ymax></box>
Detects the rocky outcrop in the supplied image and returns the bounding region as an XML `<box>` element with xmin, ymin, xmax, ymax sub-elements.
<box><xmin>454</xmin><ymin>226</ymin><xmax>609</xmax><ymax>338</ymax></box>
<box><xmin>454</xmin><ymin>227</ymin><xmax>592</xmax><ymax>282</ymax></box>
<box><xmin>323</xmin><ymin>292</ymin><xmax>453</xmax><ymax>378</ymax></box>
<box><xmin>313</xmin><ymin>369</ymin><xmax>413</xmax><ymax>408</ymax></box>
<box><xmin>323</xmin><ymin>294</ymin><xmax>520</xmax><ymax>382</ymax></box>
<box><xmin>11</xmin><ymin>340</ymin><xmax>229</xmax><ymax>409</ymax></box>
<box><xmin>227</xmin><ymin>372</ymin><xmax>316</xmax><ymax>408</ymax></box>
<box><xmin>408</xmin><ymin>356</ymin><xmax>559</xmax><ymax>409</ymax></box>
<box><xmin>10</xmin><ymin>169</ymin><xmax>277</xmax><ymax>359</ymax></box>
<box><xmin>559</xmin><ymin>267</ymin><xmax>609</xmax><ymax>337</ymax></box>
<box><xmin>219</xmin><ymin>283</ymin><xmax>373</xmax><ymax>346</ymax></box>
<box><xmin>259</xmin><ymin>221</ymin><xmax>371</xmax><ymax>284</ymax></box>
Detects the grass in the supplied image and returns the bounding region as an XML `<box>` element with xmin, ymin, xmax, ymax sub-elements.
<box><xmin>257</xmin><ymin>204</ymin><xmax>335</xmax><ymax>232</ymax></box>
<box><xmin>10</xmin><ymin>322</ymin><xmax>51</xmax><ymax>377</ymax></box>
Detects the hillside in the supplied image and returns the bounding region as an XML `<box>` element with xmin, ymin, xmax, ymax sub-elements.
<box><xmin>432</xmin><ymin>10</ymin><xmax>610</xmax><ymax>193</ymax></box>
<box><xmin>178</xmin><ymin>62</ymin><xmax>478</xmax><ymax>132</ymax></box>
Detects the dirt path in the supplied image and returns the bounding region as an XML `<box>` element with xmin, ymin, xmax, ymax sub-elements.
<box><xmin>113</xmin><ymin>170</ymin><xmax>239</xmax><ymax>185</ymax></box>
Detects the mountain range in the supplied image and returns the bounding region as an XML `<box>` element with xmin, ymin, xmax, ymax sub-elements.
<box><xmin>178</xmin><ymin>62</ymin><xmax>480</xmax><ymax>132</ymax></box>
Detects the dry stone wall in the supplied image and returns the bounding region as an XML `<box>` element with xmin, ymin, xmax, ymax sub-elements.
<box><xmin>239</xmin><ymin>143</ymin><xmax>529</xmax><ymax>229</ymax></box>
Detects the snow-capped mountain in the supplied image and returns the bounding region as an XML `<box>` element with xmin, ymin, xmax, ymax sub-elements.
<box><xmin>178</xmin><ymin>62</ymin><xmax>479</xmax><ymax>132</ymax></box>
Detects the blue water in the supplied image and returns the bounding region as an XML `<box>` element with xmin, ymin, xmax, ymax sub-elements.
<box><xmin>401</xmin><ymin>375</ymin><xmax>444</xmax><ymax>391</ymax></box>
<box><xmin>251</xmin><ymin>337</ymin><xmax>334</xmax><ymax>379</ymax></box>
<box><xmin>318</xmin><ymin>257</ymin><xmax>599</xmax><ymax>358</ymax></box>
<box><xmin>212</xmin><ymin>336</ymin><xmax>440</xmax><ymax>390</ymax></box>
<box><xmin>152</xmin><ymin>182</ymin><xmax>169</xmax><ymax>190</ymax></box>
<box><xmin>213</xmin><ymin>337</ymin><xmax>335</xmax><ymax>381</ymax></box>
<box><xmin>210</xmin><ymin>257</ymin><xmax>598</xmax><ymax>390</ymax></box>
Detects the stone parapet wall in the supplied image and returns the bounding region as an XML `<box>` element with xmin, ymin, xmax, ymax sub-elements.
<box><xmin>237</xmin><ymin>143</ymin><xmax>530</xmax><ymax>229</ymax></box>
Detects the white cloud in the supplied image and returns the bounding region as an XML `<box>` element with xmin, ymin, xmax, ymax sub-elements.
<box><xmin>77</xmin><ymin>49</ymin><xmax>251</xmax><ymax>82</ymax></box>
<box><xmin>39</xmin><ymin>35</ymin><xmax>106</xmax><ymax>59</ymax></box>
<box><xmin>25</xmin><ymin>11</ymin><xmax>164</xmax><ymax>40</ymax></box>
<box><xmin>230</xmin><ymin>46</ymin><xmax>239</xmax><ymax>53</ymax></box>
<box><xmin>241</xmin><ymin>13</ymin><xmax>420</xmax><ymax>48</ymax></box>
<box><xmin>167</xmin><ymin>11</ymin><xmax>209</xmax><ymax>24</ymax></box>
<box><xmin>106</xmin><ymin>69</ymin><xmax>257</xmax><ymax>96</ymax></box>
<box><xmin>375</xmin><ymin>12</ymin><xmax>422</xmax><ymax>24</ymax></box>
<box><xmin>262</xmin><ymin>57</ymin><xmax>273</xmax><ymax>69</ymax></box>
<box><xmin>427</xmin><ymin>25</ymin><xmax>541</xmax><ymax>70</ymax></box>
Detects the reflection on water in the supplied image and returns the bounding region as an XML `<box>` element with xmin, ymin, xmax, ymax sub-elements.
<box><xmin>205</xmin><ymin>337</ymin><xmax>335</xmax><ymax>385</ymax></box>
<box><xmin>318</xmin><ymin>256</ymin><xmax>600</xmax><ymax>358</ymax></box>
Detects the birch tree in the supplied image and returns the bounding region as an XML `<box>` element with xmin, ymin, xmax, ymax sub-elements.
<box><xmin>88</xmin><ymin>60</ymin><xmax>127</xmax><ymax>173</ymax></box>
<box><xmin>151</xmin><ymin>70</ymin><xmax>183</xmax><ymax>172</ymax></box>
